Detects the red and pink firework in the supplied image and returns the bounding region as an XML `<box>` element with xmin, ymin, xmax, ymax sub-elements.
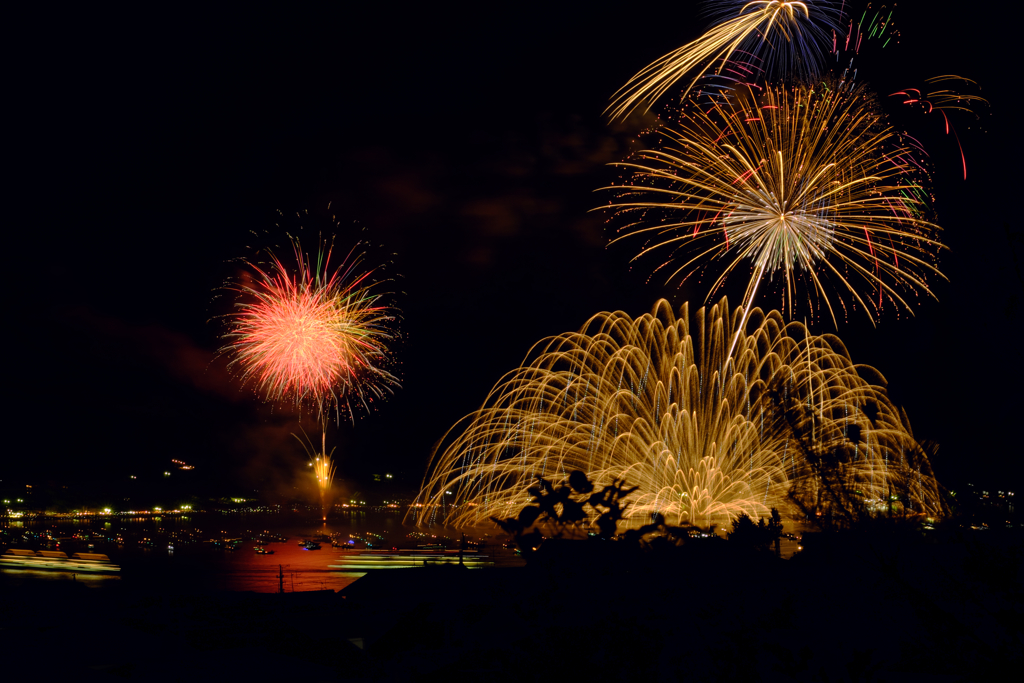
<box><xmin>222</xmin><ymin>236</ymin><xmax>399</xmax><ymax>422</ymax></box>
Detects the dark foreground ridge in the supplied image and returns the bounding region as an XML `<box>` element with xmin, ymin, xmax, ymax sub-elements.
<box><xmin>2</xmin><ymin>525</ymin><xmax>1021</xmax><ymax>681</ymax></box>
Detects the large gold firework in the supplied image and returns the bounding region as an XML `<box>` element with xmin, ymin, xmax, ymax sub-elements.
<box><xmin>599</xmin><ymin>81</ymin><xmax>944</xmax><ymax>328</ymax></box>
<box><xmin>414</xmin><ymin>299</ymin><xmax>943</xmax><ymax>529</ymax></box>
<box><xmin>607</xmin><ymin>1</ymin><xmax>840</xmax><ymax>121</ymax></box>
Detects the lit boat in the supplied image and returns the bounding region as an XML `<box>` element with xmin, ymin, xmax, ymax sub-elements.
<box><xmin>0</xmin><ymin>549</ymin><xmax>120</xmax><ymax>573</ymax></box>
<box><xmin>329</xmin><ymin>550</ymin><xmax>493</xmax><ymax>570</ymax></box>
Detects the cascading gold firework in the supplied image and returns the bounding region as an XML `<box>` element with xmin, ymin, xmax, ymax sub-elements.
<box><xmin>607</xmin><ymin>1</ymin><xmax>839</xmax><ymax>121</ymax></box>
<box><xmin>599</xmin><ymin>80</ymin><xmax>944</xmax><ymax>328</ymax></box>
<box><xmin>413</xmin><ymin>299</ymin><xmax>943</xmax><ymax>529</ymax></box>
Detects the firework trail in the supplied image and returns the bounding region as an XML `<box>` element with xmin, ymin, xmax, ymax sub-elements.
<box><xmin>413</xmin><ymin>299</ymin><xmax>943</xmax><ymax>529</ymax></box>
<box><xmin>598</xmin><ymin>80</ymin><xmax>944</xmax><ymax>329</ymax></box>
<box><xmin>221</xmin><ymin>234</ymin><xmax>400</xmax><ymax>423</ymax></box>
<box><xmin>607</xmin><ymin>1</ymin><xmax>843</xmax><ymax>120</ymax></box>
<box><xmin>296</xmin><ymin>431</ymin><xmax>337</xmax><ymax>521</ymax></box>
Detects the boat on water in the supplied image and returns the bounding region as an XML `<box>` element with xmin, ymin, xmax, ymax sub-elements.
<box><xmin>0</xmin><ymin>549</ymin><xmax>120</xmax><ymax>573</ymax></box>
<box><xmin>302</xmin><ymin>541</ymin><xmax>321</xmax><ymax>550</ymax></box>
<box><xmin>254</xmin><ymin>546</ymin><xmax>274</xmax><ymax>555</ymax></box>
<box><xmin>328</xmin><ymin>549</ymin><xmax>494</xmax><ymax>570</ymax></box>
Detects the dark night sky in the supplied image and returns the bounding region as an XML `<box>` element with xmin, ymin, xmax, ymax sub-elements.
<box><xmin>8</xmin><ymin>2</ymin><xmax>1021</xmax><ymax>497</ymax></box>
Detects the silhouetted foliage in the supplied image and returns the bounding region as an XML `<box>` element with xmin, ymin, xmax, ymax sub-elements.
<box><xmin>728</xmin><ymin>508</ymin><xmax>783</xmax><ymax>555</ymax></box>
<box><xmin>767</xmin><ymin>382</ymin><xmax>944</xmax><ymax>532</ymax></box>
<box><xmin>491</xmin><ymin>470</ymin><xmax>699</xmax><ymax>560</ymax></box>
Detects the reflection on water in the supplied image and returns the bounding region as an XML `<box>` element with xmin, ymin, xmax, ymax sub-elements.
<box><xmin>172</xmin><ymin>537</ymin><xmax>369</xmax><ymax>592</ymax></box>
<box><xmin>1</xmin><ymin>511</ymin><xmax>515</xmax><ymax>592</ymax></box>
<box><xmin>0</xmin><ymin>567</ymin><xmax>121</xmax><ymax>587</ymax></box>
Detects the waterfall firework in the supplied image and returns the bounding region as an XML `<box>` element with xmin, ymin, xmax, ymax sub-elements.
<box><xmin>414</xmin><ymin>299</ymin><xmax>943</xmax><ymax>529</ymax></box>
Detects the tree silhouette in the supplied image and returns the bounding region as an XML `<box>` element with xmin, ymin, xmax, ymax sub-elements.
<box><xmin>728</xmin><ymin>508</ymin><xmax>783</xmax><ymax>555</ymax></box>
<box><xmin>491</xmin><ymin>470</ymin><xmax>699</xmax><ymax>559</ymax></box>
<box><xmin>767</xmin><ymin>380</ymin><xmax>945</xmax><ymax>532</ymax></box>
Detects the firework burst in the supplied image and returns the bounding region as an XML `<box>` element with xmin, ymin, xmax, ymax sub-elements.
<box><xmin>413</xmin><ymin>299</ymin><xmax>943</xmax><ymax>529</ymax></box>
<box><xmin>599</xmin><ymin>80</ymin><xmax>944</xmax><ymax>327</ymax></box>
<box><xmin>221</xmin><ymin>235</ymin><xmax>400</xmax><ymax>422</ymax></box>
<box><xmin>607</xmin><ymin>1</ymin><xmax>843</xmax><ymax>120</ymax></box>
<box><xmin>890</xmin><ymin>75</ymin><xmax>989</xmax><ymax>180</ymax></box>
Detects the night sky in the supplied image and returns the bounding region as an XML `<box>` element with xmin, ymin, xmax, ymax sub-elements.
<box><xmin>9</xmin><ymin>2</ymin><xmax>1021</xmax><ymax>498</ymax></box>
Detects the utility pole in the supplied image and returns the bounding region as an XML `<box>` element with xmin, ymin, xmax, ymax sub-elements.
<box><xmin>278</xmin><ymin>564</ymin><xmax>284</xmax><ymax>594</ymax></box>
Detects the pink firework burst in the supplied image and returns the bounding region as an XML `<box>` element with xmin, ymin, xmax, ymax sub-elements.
<box><xmin>222</xmin><ymin>236</ymin><xmax>399</xmax><ymax>422</ymax></box>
